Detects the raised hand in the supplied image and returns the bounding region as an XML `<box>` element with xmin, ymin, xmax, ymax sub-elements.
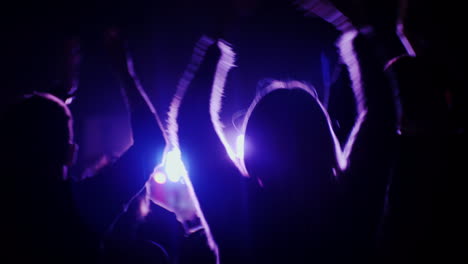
<box><xmin>145</xmin><ymin>171</ymin><xmax>199</xmax><ymax>227</ymax></box>
<box><xmin>296</xmin><ymin>0</ymin><xmax>399</xmax><ymax>32</ymax></box>
<box><xmin>49</xmin><ymin>36</ymin><xmax>81</xmax><ymax>103</ymax></box>
<box><xmin>104</xmin><ymin>27</ymin><xmax>136</xmax><ymax>78</ymax></box>
<box><xmin>296</xmin><ymin>0</ymin><xmax>355</xmax><ymax>31</ymax></box>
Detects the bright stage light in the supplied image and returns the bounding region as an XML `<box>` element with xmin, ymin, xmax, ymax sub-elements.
<box><xmin>164</xmin><ymin>148</ymin><xmax>187</xmax><ymax>183</ymax></box>
<box><xmin>153</xmin><ymin>171</ymin><xmax>167</xmax><ymax>184</ymax></box>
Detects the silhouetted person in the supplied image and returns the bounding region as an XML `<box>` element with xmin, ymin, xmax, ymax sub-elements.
<box><xmin>2</xmin><ymin>92</ymin><xmax>94</xmax><ymax>263</ymax></box>
<box><xmin>176</xmin><ymin>4</ymin><xmax>399</xmax><ymax>262</ymax></box>
<box><xmin>243</xmin><ymin>86</ymin><xmax>346</xmax><ymax>264</ymax></box>
<box><xmin>176</xmin><ymin>37</ymin><xmax>254</xmax><ymax>263</ymax></box>
<box><xmin>100</xmin><ymin>30</ymin><xmax>216</xmax><ymax>264</ymax></box>
<box><xmin>382</xmin><ymin>53</ymin><xmax>464</xmax><ymax>262</ymax></box>
<box><xmin>1</xmin><ymin>31</ymin><xmax>167</xmax><ymax>263</ymax></box>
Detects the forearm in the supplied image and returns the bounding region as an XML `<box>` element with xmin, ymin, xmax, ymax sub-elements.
<box><xmin>183</xmin><ymin>40</ymin><xmax>221</xmax><ymax>108</ymax></box>
<box><xmin>105</xmin><ymin>29</ymin><xmax>167</xmax><ymax>150</ymax></box>
<box><xmin>355</xmin><ymin>29</ymin><xmax>398</xmax><ymax>131</ymax></box>
<box><xmin>177</xmin><ymin>38</ymin><xmax>224</xmax><ymax>157</ymax></box>
<box><xmin>332</xmin><ymin>28</ymin><xmax>398</xmax><ymax>172</ymax></box>
<box><xmin>117</xmin><ymin>69</ymin><xmax>166</xmax><ymax>162</ymax></box>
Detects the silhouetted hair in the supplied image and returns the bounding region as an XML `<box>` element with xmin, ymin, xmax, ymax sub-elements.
<box><xmin>244</xmin><ymin>87</ymin><xmax>336</xmax><ymax>191</ymax></box>
<box><xmin>3</xmin><ymin>92</ymin><xmax>73</xmax><ymax>171</ymax></box>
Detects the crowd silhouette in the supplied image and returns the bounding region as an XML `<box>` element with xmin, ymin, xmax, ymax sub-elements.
<box><xmin>2</xmin><ymin>0</ymin><xmax>465</xmax><ymax>263</ymax></box>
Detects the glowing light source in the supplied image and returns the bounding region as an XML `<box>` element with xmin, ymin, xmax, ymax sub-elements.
<box><xmin>236</xmin><ymin>134</ymin><xmax>245</xmax><ymax>160</ymax></box>
<box><xmin>164</xmin><ymin>148</ymin><xmax>187</xmax><ymax>183</ymax></box>
<box><xmin>153</xmin><ymin>171</ymin><xmax>167</xmax><ymax>184</ymax></box>
<box><xmin>65</xmin><ymin>97</ymin><xmax>75</xmax><ymax>105</ymax></box>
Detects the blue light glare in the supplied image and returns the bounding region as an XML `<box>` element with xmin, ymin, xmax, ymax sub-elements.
<box><xmin>164</xmin><ymin>148</ymin><xmax>187</xmax><ymax>183</ymax></box>
<box><xmin>153</xmin><ymin>171</ymin><xmax>167</xmax><ymax>184</ymax></box>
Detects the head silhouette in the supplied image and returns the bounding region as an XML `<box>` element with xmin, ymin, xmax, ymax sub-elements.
<box><xmin>243</xmin><ymin>84</ymin><xmax>336</xmax><ymax>200</ymax></box>
<box><xmin>4</xmin><ymin>92</ymin><xmax>77</xmax><ymax>181</ymax></box>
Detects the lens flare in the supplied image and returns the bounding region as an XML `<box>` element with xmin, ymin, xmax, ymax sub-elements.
<box><xmin>153</xmin><ymin>171</ymin><xmax>167</xmax><ymax>184</ymax></box>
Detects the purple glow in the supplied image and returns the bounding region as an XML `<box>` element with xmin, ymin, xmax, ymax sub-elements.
<box><xmin>396</xmin><ymin>0</ymin><xmax>416</xmax><ymax>57</ymax></box>
<box><xmin>139</xmin><ymin>197</ymin><xmax>151</xmax><ymax>218</ymax></box>
<box><xmin>397</xmin><ymin>22</ymin><xmax>417</xmax><ymax>57</ymax></box>
<box><xmin>64</xmin><ymin>97</ymin><xmax>75</xmax><ymax>105</ymax></box>
<box><xmin>236</xmin><ymin>134</ymin><xmax>245</xmax><ymax>160</ymax></box>
<box><xmin>325</xmin><ymin>29</ymin><xmax>368</xmax><ymax>172</ymax></box>
<box><xmin>297</xmin><ymin>0</ymin><xmax>355</xmax><ymax>32</ymax></box>
<box><xmin>153</xmin><ymin>171</ymin><xmax>167</xmax><ymax>184</ymax></box>
<box><xmin>167</xmin><ymin>36</ymin><xmax>215</xmax><ymax>150</ymax></box>
<box><xmin>210</xmin><ymin>40</ymin><xmax>241</xmax><ymax>171</ymax></box>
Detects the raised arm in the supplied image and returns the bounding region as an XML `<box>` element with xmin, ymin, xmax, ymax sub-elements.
<box><xmin>72</xmin><ymin>29</ymin><xmax>168</xmax><ymax>235</ymax></box>
<box><xmin>175</xmin><ymin>36</ymin><xmax>254</xmax><ymax>262</ymax></box>
<box><xmin>105</xmin><ymin>28</ymin><xmax>167</xmax><ymax>153</ymax></box>
<box><xmin>298</xmin><ymin>1</ymin><xmax>401</xmax><ymax>252</ymax></box>
<box><xmin>298</xmin><ymin>0</ymin><xmax>399</xmax><ymax>174</ymax></box>
<box><xmin>49</xmin><ymin>37</ymin><xmax>81</xmax><ymax>104</ymax></box>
